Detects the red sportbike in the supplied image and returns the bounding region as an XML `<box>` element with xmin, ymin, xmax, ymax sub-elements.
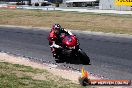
<box><xmin>51</xmin><ymin>34</ymin><xmax>90</xmax><ymax>64</ymax></box>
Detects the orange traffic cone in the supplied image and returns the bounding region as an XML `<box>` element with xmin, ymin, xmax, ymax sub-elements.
<box><xmin>79</xmin><ymin>67</ymin><xmax>90</xmax><ymax>86</ymax></box>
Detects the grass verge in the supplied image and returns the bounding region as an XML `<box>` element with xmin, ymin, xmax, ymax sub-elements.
<box><xmin>0</xmin><ymin>62</ymin><xmax>86</xmax><ymax>88</ymax></box>
<box><xmin>0</xmin><ymin>8</ymin><xmax>132</xmax><ymax>34</ymax></box>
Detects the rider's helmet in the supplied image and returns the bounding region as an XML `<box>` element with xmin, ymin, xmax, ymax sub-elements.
<box><xmin>52</xmin><ymin>24</ymin><xmax>61</xmax><ymax>34</ymax></box>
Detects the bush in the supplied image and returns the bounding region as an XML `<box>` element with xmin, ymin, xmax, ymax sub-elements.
<box><xmin>28</xmin><ymin>3</ymin><xmax>32</xmax><ymax>6</ymax></box>
<box><xmin>16</xmin><ymin>2</ymin><xmax>25</xmax><ymax>5</ymax></box>
<box><xmin>41</xmin><ymin>2</ymin><xmax>46</xmax><ymax>6</ymax></box>
<box><xmin>55</xmin><ymin>2</ymin><xmax>59</xmax><ymax>7</ymax></box>
<box><xmin>35</xmin><ymin>3</ymin><xmax>39</xmax><ymax>6</ymax></box>
<box><xmin>16</xmin><ymin>2</ymin><xmax>21</xmax><ymax>5</ymax></box>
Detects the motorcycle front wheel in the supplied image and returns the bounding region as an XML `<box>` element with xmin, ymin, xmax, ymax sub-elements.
<box><xmin>78</xmin><ymin>50</ymin><xmax>90</xmax><ymax>65</ymax></box>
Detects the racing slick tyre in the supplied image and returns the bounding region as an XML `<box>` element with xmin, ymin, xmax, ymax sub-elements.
<box><xmin>78</xmin><ymin>50</ymin><xmax>90</xmax><ymax>65</ymax></box>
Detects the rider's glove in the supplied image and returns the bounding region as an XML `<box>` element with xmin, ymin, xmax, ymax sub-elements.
<box><xmin>67</xmin><ymin>31</ymin><xmax>73</xmax><ymax>35</ymax></box>
<box><xmin>50</xmin><ymin>42</ymin><xmax>61</xmax><ymax>48</ymax></box>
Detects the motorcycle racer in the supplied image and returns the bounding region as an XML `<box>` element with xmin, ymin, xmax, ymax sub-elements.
<box><xmin>48</xmin><ymin>24</ymin><xmax>73</xmax><ymax>58</ymax></box>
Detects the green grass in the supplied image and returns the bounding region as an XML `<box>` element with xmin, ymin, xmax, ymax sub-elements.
<box><xmin>0</xmin><ymin>62</ymin><xmax>46</xmax><ymax>74</ymax></box>
<box><xmin>0</xmin><ymin>62</ymin><xmax>89</xmax><ymax>88</ymax></box>
<box><xmin>0</xmin><ymin>8</ymin><xmax>132</xmax><ymax>34</ymax></box>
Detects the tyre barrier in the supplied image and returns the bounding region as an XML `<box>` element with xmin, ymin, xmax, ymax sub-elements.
<box><xmin>0</xmin><ymin>5</ymin><xmax>16</xmax><ymax>9</ymax></box>
<box><xmin>7</xmin><ymin>6</ymin><xmax>16</xmax><ymax>9</ymax></box>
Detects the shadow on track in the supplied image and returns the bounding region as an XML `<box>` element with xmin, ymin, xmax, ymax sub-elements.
<box><xmin>55</xmin><ymin>56</ymin><xmax>91</xmax><ymax>65</ymax></box>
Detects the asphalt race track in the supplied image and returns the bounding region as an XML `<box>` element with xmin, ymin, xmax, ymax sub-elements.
<box><xmin>0</xmin><ymin>26</ymin><xmax>132</xmax><ymax>80</ymax></box>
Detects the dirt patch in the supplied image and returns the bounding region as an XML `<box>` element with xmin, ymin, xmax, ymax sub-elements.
<box><xmin>11</xmin><ymin>71</ymin><xmax>47</xmax><ymax>81</ymax></box>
